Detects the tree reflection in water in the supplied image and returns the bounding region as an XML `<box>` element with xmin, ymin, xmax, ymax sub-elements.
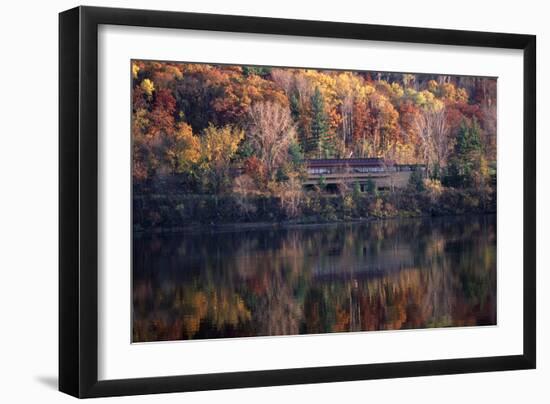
<box><xmin>132</xmin><ymin>215</ymin><xmax>496</xmax><ymax>342</ymax></box>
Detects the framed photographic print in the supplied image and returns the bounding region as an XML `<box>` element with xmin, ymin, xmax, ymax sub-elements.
<box><xmin>59</xmin><ymin>6</ymin><xmax>536</xmax><ymax>398</ymax></box>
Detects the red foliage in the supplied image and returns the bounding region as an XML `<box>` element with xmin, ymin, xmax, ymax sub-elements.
<box><xmin>150</xmin><ymin>89</ymin><xmax>176</xmax><ymax>134</ymax></box>
<box><xmin>243</xmin><ymin>156</ymin><xmax>266</xmax><ymax>186</ymax></box>
<box><xmin>132</xmin><ymin>86</ymin><xmax>149</xmax><ymax>111</ymax></box>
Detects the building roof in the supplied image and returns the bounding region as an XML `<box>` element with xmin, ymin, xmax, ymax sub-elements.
<box><xmin>305</xmin><ymin>158</ymin><xmax>394</xmax><ymax>168</ymax></box>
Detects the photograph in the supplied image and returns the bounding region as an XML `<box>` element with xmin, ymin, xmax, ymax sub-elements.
<box><xmin>131</xmin><ymin>61</ymin><xmax>498</xmax><ymax>342</ymax></box>
<box><xmin>0</xmin><ymin>0</ymin><xmax>543</xmax><ymax>401</ymax></box>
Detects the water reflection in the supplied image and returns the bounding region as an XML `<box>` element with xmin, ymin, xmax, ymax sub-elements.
<box><xmin>133</xmin><ymin>215</ymin><xmax>496</xmax><ymax>342</ymax></box>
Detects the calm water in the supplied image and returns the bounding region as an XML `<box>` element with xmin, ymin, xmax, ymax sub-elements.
<box><xmin>133</xmin><ymin>215</ymin><xmax>496</xmax><ymax>342</ymax></box>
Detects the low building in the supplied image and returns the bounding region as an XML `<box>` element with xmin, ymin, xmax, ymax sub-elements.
<box><xmin>304</xmin><ymin>158</ymin><xmax>424</xmax><ymax>191</ymax></box>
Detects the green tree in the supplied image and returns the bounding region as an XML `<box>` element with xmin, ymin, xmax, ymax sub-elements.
<box><xmin>408</xmin><ymin>169</ymin><xmax>425</xmax><ymax>192</ymax></box>
<box><xmin>288</xmin><ymin>140</ymin><xmax>304</xmax><ymax>166</ymax></box>
<box><xmin>365</xmin><ymin>179</ymin><xmax>377</xmax><ymax>196</ymax></box>
<box><xmin>310</xmin><ymin>87</ymin><xmax>333</xmax><ymax>158</ymax></box>
<box><xmin>290</xmin><ymin>93</ymin><xmax>301</xmax><ymax>121</ymax></box>
<box><xmin>242</xmin><ymin>65</ymin><xmax>272</xmax><ymax>77</ymax></box>
<box><xmin>290</xmin><ymin>93</ymin><xmax>308</xmax><ymax>153</ymax></box>
<box><xmin>444</xmin><ymin>119</ymin><xmax>483</xmax><ymax>188</ymax></box>
<box><xmin>318</xmin><ymin>175</ymin><xmax>327</xmax><ymax>191</ymax></box>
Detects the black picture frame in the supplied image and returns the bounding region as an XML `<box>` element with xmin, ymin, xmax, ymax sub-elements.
<box><xmin>59</xmin><ymin>5</ymin><xmax>536</xmax><ymax>398</ymax></box>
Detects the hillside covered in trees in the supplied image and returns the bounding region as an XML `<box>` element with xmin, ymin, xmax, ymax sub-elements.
<box><xmin>131</xmin><ymin>60</ymin><xmax>497</xmax><ymax>230</ymax></box>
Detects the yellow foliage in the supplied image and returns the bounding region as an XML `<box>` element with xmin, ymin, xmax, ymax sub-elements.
<box><xmin>178</xmin><ymin>124</ymin><xmax>200</xmax><ymax>158</ymax></box>
<box><xmin>165</xmin><ymin>65</ymin><xmax>183</xmax><ymax>81</ymax></box>
<box><xmin>166</xmin><ymin>123</ymin><xmax>201</xmax><ymax>172</ymax></box>
<box><xmin>303</xmin><ymin>70</ymin><xmax>338</xmax><ymax>103</ymax></box>
<box><xmin>335</xmin><ymin>72</ymin><xmax>362</xmax><ymax>99</ymax></box>
<box><xmin>356</xmin><ymin>83</ymin><xmax>375</xmax><ymax>100</ymax></box>
<box><xmin>200</xmin><ymin>124</ymin><xmax>244</xmax><ymax>167</ymax></box>
<box><xmin>140</xmin><ymin>78</ymin><xmax>155</xmax><ymax>96</ymax></box>
<box><xmin>456</xmin><ymin>88</ymin><xmax>469</xmax><ymax>103</ymax></box>
<box><xmin>402</xmin><ymin>73</ymin><xmax>415</xmax><ymax>88</ymax></box>
<box><xmin>411</xmin><ymin>89</ymin><xmax>444</xmax><ymax>111</ymax></box>
<box><xmin>392</xmin><ymin>143</ymin><xmax>416</xmax><ymax>164</ymax></box>
<box><xmin>424</xmin><ymin>178</ymin><xmax>444</xmax><ymax>202</ymax></box>
<box><xmin>132</xmin><ymin>63</ymin><xmax>140</xmax><ymax>79</ymax></box>
<box><xmin>390</xmin><ymin>82</ymin><xmax>404</xmax><ymax>99</ymax></box>
<box><xmin>420</xmin><ymin>90</ymin><xmax>436</xmax><ymax>105</ymax></box>
<box><xmin>132</xmin><ymin>108</ymin><xmax>150</xmax><ymax>133</ymax></box>
<box><xmin>427</xmin><ymin>79</ymin><xmax>439</xmax><ymax>93</ymax></box>
<box><xmin>375</xmin><ymin>80</ymin><xmax>392</xmax><ymax>95</ymax></box>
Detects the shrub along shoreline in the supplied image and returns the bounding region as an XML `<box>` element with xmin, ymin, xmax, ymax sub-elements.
<box><xmin>133</xmin><ymin>186</ymin><xmax>496</xmax><ymax>234</ymax></box>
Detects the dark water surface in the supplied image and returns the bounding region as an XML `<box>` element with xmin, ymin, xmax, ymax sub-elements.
<box><xmin>133</xmin><ymin>215</ymin><xmax>496</xmax><ymax>342</ymax></box>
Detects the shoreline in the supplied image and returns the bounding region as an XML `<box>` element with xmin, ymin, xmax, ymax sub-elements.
<box><xmin>133</xmin><ymin>186</ymin><xmax>496</xmax><ymax>236</ymax></box>
<box><xmin>133</xmin><ymin>211</ymin><xmax>496</xmax><ymax>236</ymax></box>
